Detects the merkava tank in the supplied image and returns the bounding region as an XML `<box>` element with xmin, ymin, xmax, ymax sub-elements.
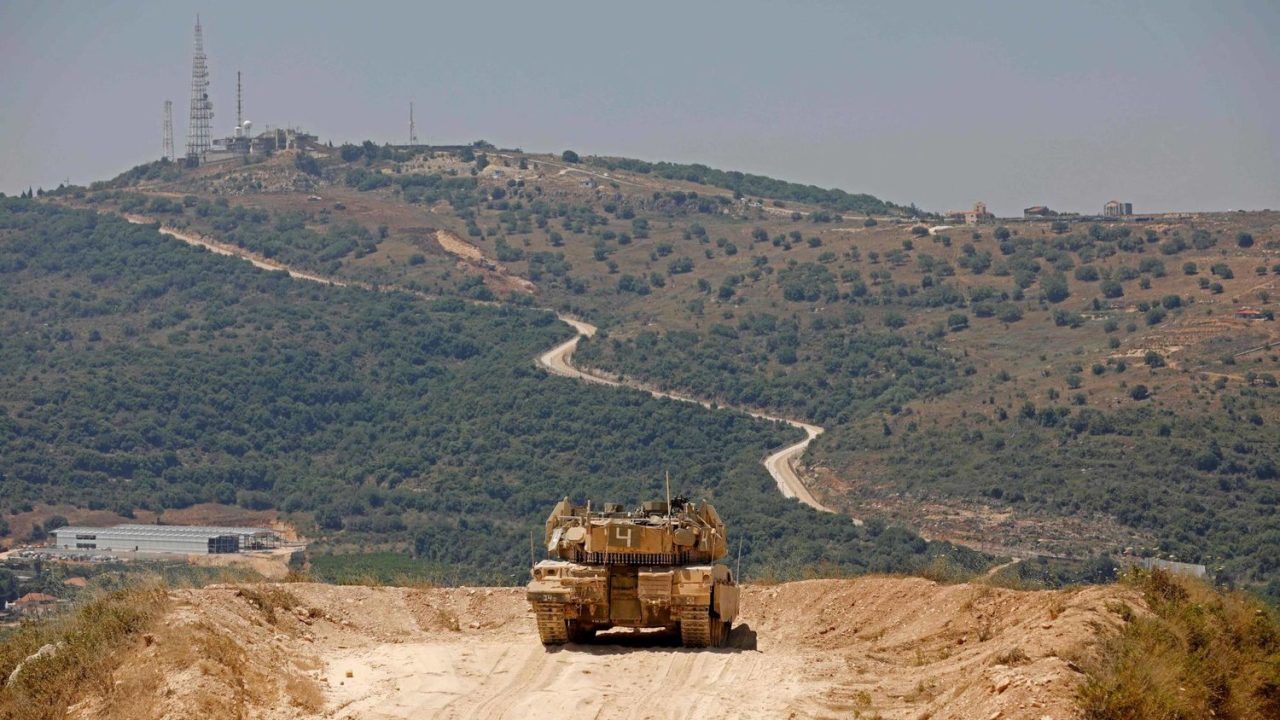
<box><xmin>526</xmin><ymin>496</ymin><xmax>739</xmax><ymax>647</ymax></box>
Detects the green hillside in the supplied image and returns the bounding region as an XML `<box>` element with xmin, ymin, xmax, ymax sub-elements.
<box><xmin>0</xmin><ymin>198</ymin><xmax>987</xmax><ymax>582</ymax></box>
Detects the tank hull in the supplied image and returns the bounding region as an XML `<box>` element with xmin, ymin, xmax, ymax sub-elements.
<box><xmin>527</xmin><ymin>559</ymin><xmax>738</xmax><ymax>647</ymax></box>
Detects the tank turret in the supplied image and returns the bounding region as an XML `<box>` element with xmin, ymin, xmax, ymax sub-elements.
<box><xmin>527</xmin><ymin>496</ymin><xmax>739</xmax><ymax>648</ymax></box>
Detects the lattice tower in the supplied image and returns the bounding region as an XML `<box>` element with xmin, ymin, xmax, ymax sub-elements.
<box><xmin>185</xmin><ymin>15</ymin><xmax>213</xmax><ymax>164</ymax></box>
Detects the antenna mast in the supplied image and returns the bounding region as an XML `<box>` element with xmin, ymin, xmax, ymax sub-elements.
<box><xmin>185</xmin><ymin>14</ymin><xmax>213</xmax><ymax>165</ymax></box>
<box><xmin>236</xmin><ymin>70</ymin><xmax>242</xmax><ymax>127</ymax></box>
<box><xmin>409</xmin><ymin>102</ymin><xmax>418</xmax><ymax>145</ymax></box>
<box><xmin>162</xmin><ymin>100</ymin><xmax>174</xmax><ymax>161</ymax></box>
<box><xmin>665</xmin><ymin>471</ymin><xmax>673</xmax><ymax>525</ymax></box>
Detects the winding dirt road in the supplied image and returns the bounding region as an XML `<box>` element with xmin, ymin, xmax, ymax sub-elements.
<box><xmin>125</xmin><ymin>214</ymin><xmax>835</xmax><ymax>515</ymax></box>
<box><xmin>536</xmin><ymin>317</ymin><xmax>835</xmax><ymax>514</ymax></box>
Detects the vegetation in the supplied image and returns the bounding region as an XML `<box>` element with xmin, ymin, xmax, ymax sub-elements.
<box><xmin>576</xmin><ymin>321</ymin><xmax>962</xmax><ymax>423</ymax></box>
<box><xmin>588</xmin><ymin>156</ymin><xmax>903</xmax><ymax>215</ymax></box>
<box><xmin>1080</xmin><ymin>569</ymin><xmax>1280</xmax><ymax>719</ymax></box>
<box><xmin>40</xmin><ymin>146</ymin><xmax>1280</xmax><ymax>601</ymax></box>
<box><xmin>816</xmin><ymin>403</ymin><xmax>1280</xmax><ymax>599</ymax></box>
<box><xmin>0</xmin><ymin>199</ymin><xmax>986</xmax><ymax>582</ymax></box>
<box><xmin>0</xmin><ymin>583</ymin><xmax>169</xmax><ymax>720</ymax></box>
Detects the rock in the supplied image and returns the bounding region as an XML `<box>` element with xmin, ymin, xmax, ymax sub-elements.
<box><xmin>994</xmin><ymin>676</ymin><xmax>1011</xmax><ymax>693</ymax></box>
<box><xmin>7</xmin><ymin>643</ymin><xmax>61</xmax><ymax>685</ymax></box>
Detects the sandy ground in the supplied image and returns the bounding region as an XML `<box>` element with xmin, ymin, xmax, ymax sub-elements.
<box><xmin>65</xmin><ymin>577</ymin><xmax>1137</xmax><ymax>720</ymax></box>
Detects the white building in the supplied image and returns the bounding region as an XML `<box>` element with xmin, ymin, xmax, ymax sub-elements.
<box><xmin>51</xmin><ymin>524</ymin><xmax>279</xmax><ymax>555</ymax></box>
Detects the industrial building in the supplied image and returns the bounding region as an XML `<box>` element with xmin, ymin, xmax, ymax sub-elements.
<box><xmin>51</xmin><ymin>524</ymin><xmax>281</xmax><ymax>555</ymax></box>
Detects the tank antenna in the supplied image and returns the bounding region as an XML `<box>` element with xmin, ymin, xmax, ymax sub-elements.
<box><xmin>735</xmin><ymin>536</ymin><xmax>743</xmax><ymax>582</ymax></box>
<box><xmin>665</xmin><ymin>470</ymin><xmax>673</xmax><ymax>524</ymax></box>
<box><xmin>529</xmin><ymin>529</ymin><xmax>535</xmax><ymax>567</ymax></box>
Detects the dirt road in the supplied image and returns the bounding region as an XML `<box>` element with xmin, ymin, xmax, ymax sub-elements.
<box><xmin>123</xmin><ymin>215</ymin><xmax>348</xmax><ymax>287</ymax></box>
<box><xmin>69</xmin><ymin>578</ymin><xmax>1134</xmax><ymax>720</ymax></box>
<box><xmin>536</xmin><ymin>315</ymin><xmax>836</xmax><ymax>515</ymax></box>
<box><xmin>124</xmin><ymin>213</ymin><xmax>836</xmax><ymax>515</ymax></box>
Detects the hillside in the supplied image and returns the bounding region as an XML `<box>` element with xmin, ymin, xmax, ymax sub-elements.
<box><xmin>34</xmin><ymin>577</ymin><xmax>1138</xmax><ymax>720</ymax></box>
<box><xmin>47</xmin><ymin>143</ymin><xmax>1280</xmax><ymax>597</ymax></box>
<box><xmin>0</xmin><ymin>198</ymin><xmax>988</xmax><ymax>584</ymax></box>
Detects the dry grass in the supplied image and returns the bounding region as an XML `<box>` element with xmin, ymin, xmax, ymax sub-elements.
<box><xmin>0</xmin><ymin>582</ymin><xmax>169</xmax><ymax>720</ymax></box>
<box><xmin>234</xmin><ymin>585</ymin><xmax>299</xmax><ymax>624</ymax></box>
<box><xmin>1078</xmin><ymin>569</ymin><xmax>1280</xmax><ymax>720</ymax></box>
<box><xmin>995</xmin><ymin>646</ymin><xmax>1030</xmax><ymax>665</ymax></box>
<box><xmin>284</xmin><ymin>673</ymin><xmax>325</xmax><ymax>712</ymax></box>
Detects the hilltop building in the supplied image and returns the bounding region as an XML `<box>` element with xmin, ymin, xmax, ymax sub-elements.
<box><xmin>945</xmin><ymin>201</ymin><xmax>995</xmax><ymax>226</ymax></box>
<box><xmin>1103</xmin><ymin>200</ymin><xmax>1133</xmax><ymax>217</ymax></box>
<box><xmin>1023</xmin><ymin>205</ymin><xmax>1057</xmax><ymax>218</ymax></box>
<box><xmin>205</xmin><ymin>125</ymin><xmax>318</xmax><ymax>164</ymax></box>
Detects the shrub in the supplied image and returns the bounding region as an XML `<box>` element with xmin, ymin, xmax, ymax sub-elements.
<box><xmin>1078</xmin><ymin>570</ymin><xmax>1280</xmax><ymax>720</ymax></box>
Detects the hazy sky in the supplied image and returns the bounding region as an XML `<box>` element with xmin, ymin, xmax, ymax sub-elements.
<box><xmin>2</xmin><ymin>1</ymin><xmax>1277</xmax><ymax>215</ymax></box>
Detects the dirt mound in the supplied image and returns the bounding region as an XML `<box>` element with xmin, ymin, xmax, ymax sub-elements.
<box><xmin>64</xmin><ymin>578</ymin><xmax>1139</xmax><ymax>720</ymax></box>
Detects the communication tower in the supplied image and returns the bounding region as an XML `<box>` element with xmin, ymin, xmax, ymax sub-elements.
<box><xmin>162</xmin><ymin>100</ymin><xmax>174</xmax><ymax>161</ymax></box>
<box><xmin>236</xmin><ymin>70</ymin><xmax>243</xmax><ymax>127</ymax></box>
<box><xmin>185</xmin><ymin>15</ymin><xmax>213</xmax><ymax>165</ymax></box>
<box><xmin>409</xmin><ymin>102</ymin><xmax>419</xmax><ymax>145</ymax></box>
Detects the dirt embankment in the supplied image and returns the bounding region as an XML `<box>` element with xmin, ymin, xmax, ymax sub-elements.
<box><xmin>64</xmin><ymin>577</ymin><xmax>1138</xmax><ymax>720</ymax></box>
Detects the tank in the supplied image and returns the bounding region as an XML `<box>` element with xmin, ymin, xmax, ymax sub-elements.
<box><xmin>526</xmin><ymin>496</ymin><xmax>739</xmax><ymax>647</ymax></box>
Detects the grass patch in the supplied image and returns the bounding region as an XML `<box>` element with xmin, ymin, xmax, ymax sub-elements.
<box><xmin>1079</xmin><ymin>569</ymin><xmax>1280</xmax><ymax>719</ymax></box>
<box><xmin>0</xmin><ymin>583</ymin><xmax>169</xmax><ymax>720</ymax></box>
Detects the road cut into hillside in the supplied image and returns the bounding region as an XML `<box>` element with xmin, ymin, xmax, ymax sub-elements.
<box><xmin>123</xmin><ymin>212</ymin><xmax>837</xmax><ymax>516</ymax></box>
<box><xmin>537</xmin><ymin>316</ymin><xmax>837</xmax><ymax>516</ymax></box>
<box><xmin>64</xmin><ymin>577</ymin><xmax>1136</xmax><ymax>720</ymax></box>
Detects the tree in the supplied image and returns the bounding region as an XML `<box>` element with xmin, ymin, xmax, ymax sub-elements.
<box><xmin>1074</xmin><ymin>265</ymin><xmax>1100</xmax><ymax>282</ymax></box>
<box><xmin>1101</xmin><ymin>279</ymin><xmax>1124</xmax><ymax>298</ymax></box>
<box><xmin>911</xmin><ymin>226</ymin><xmax>929</xmax><ymax>237</ymax></box>
<box><xmin>1041</xmin><ymin>272</ymin><xmax>1070</xmax><ymax>303</ymax></box>
<box><xmin>294</xmin><ymin>153</ymin><xmax>321</xmax><ymax>176</ymax></box>
<box><xmin>1130</xmin><ymin>384</ymin><xmax>1150</xmax><ymax>400</ymax></box>
<box><xmin>994</xmin><ymin>226</ymin><xmax>1011</xmax><ymax>241</ymax></box>
<box><xmin>1144</xmin><ymin>350</ymin><xmax>1165</xmax><ymax>367</ymax></box>
<box><xmin>1051</xmin><ymin>220</ymin><xmax>1069</xmax><ymax>234</ymax></box>
<box><xmin>1237</xmin><ymin>232</ymin><xmax>1254</xmax><ymax>248</ymax></box>
<box><xmin>561</xmin><ymin>150</ymin><xmax>580</xmax><ymax>163</ymax></box>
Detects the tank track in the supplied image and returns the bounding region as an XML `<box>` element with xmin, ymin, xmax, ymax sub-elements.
<box><xmin>533</xmin><ymin>602</ymin><xmax>569</xmax><ymax>645</ymax></box>
<box><xmin>679</xmin><ymin>609</ymin><xmax>728</xmax><ymax>648</ymax></box>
